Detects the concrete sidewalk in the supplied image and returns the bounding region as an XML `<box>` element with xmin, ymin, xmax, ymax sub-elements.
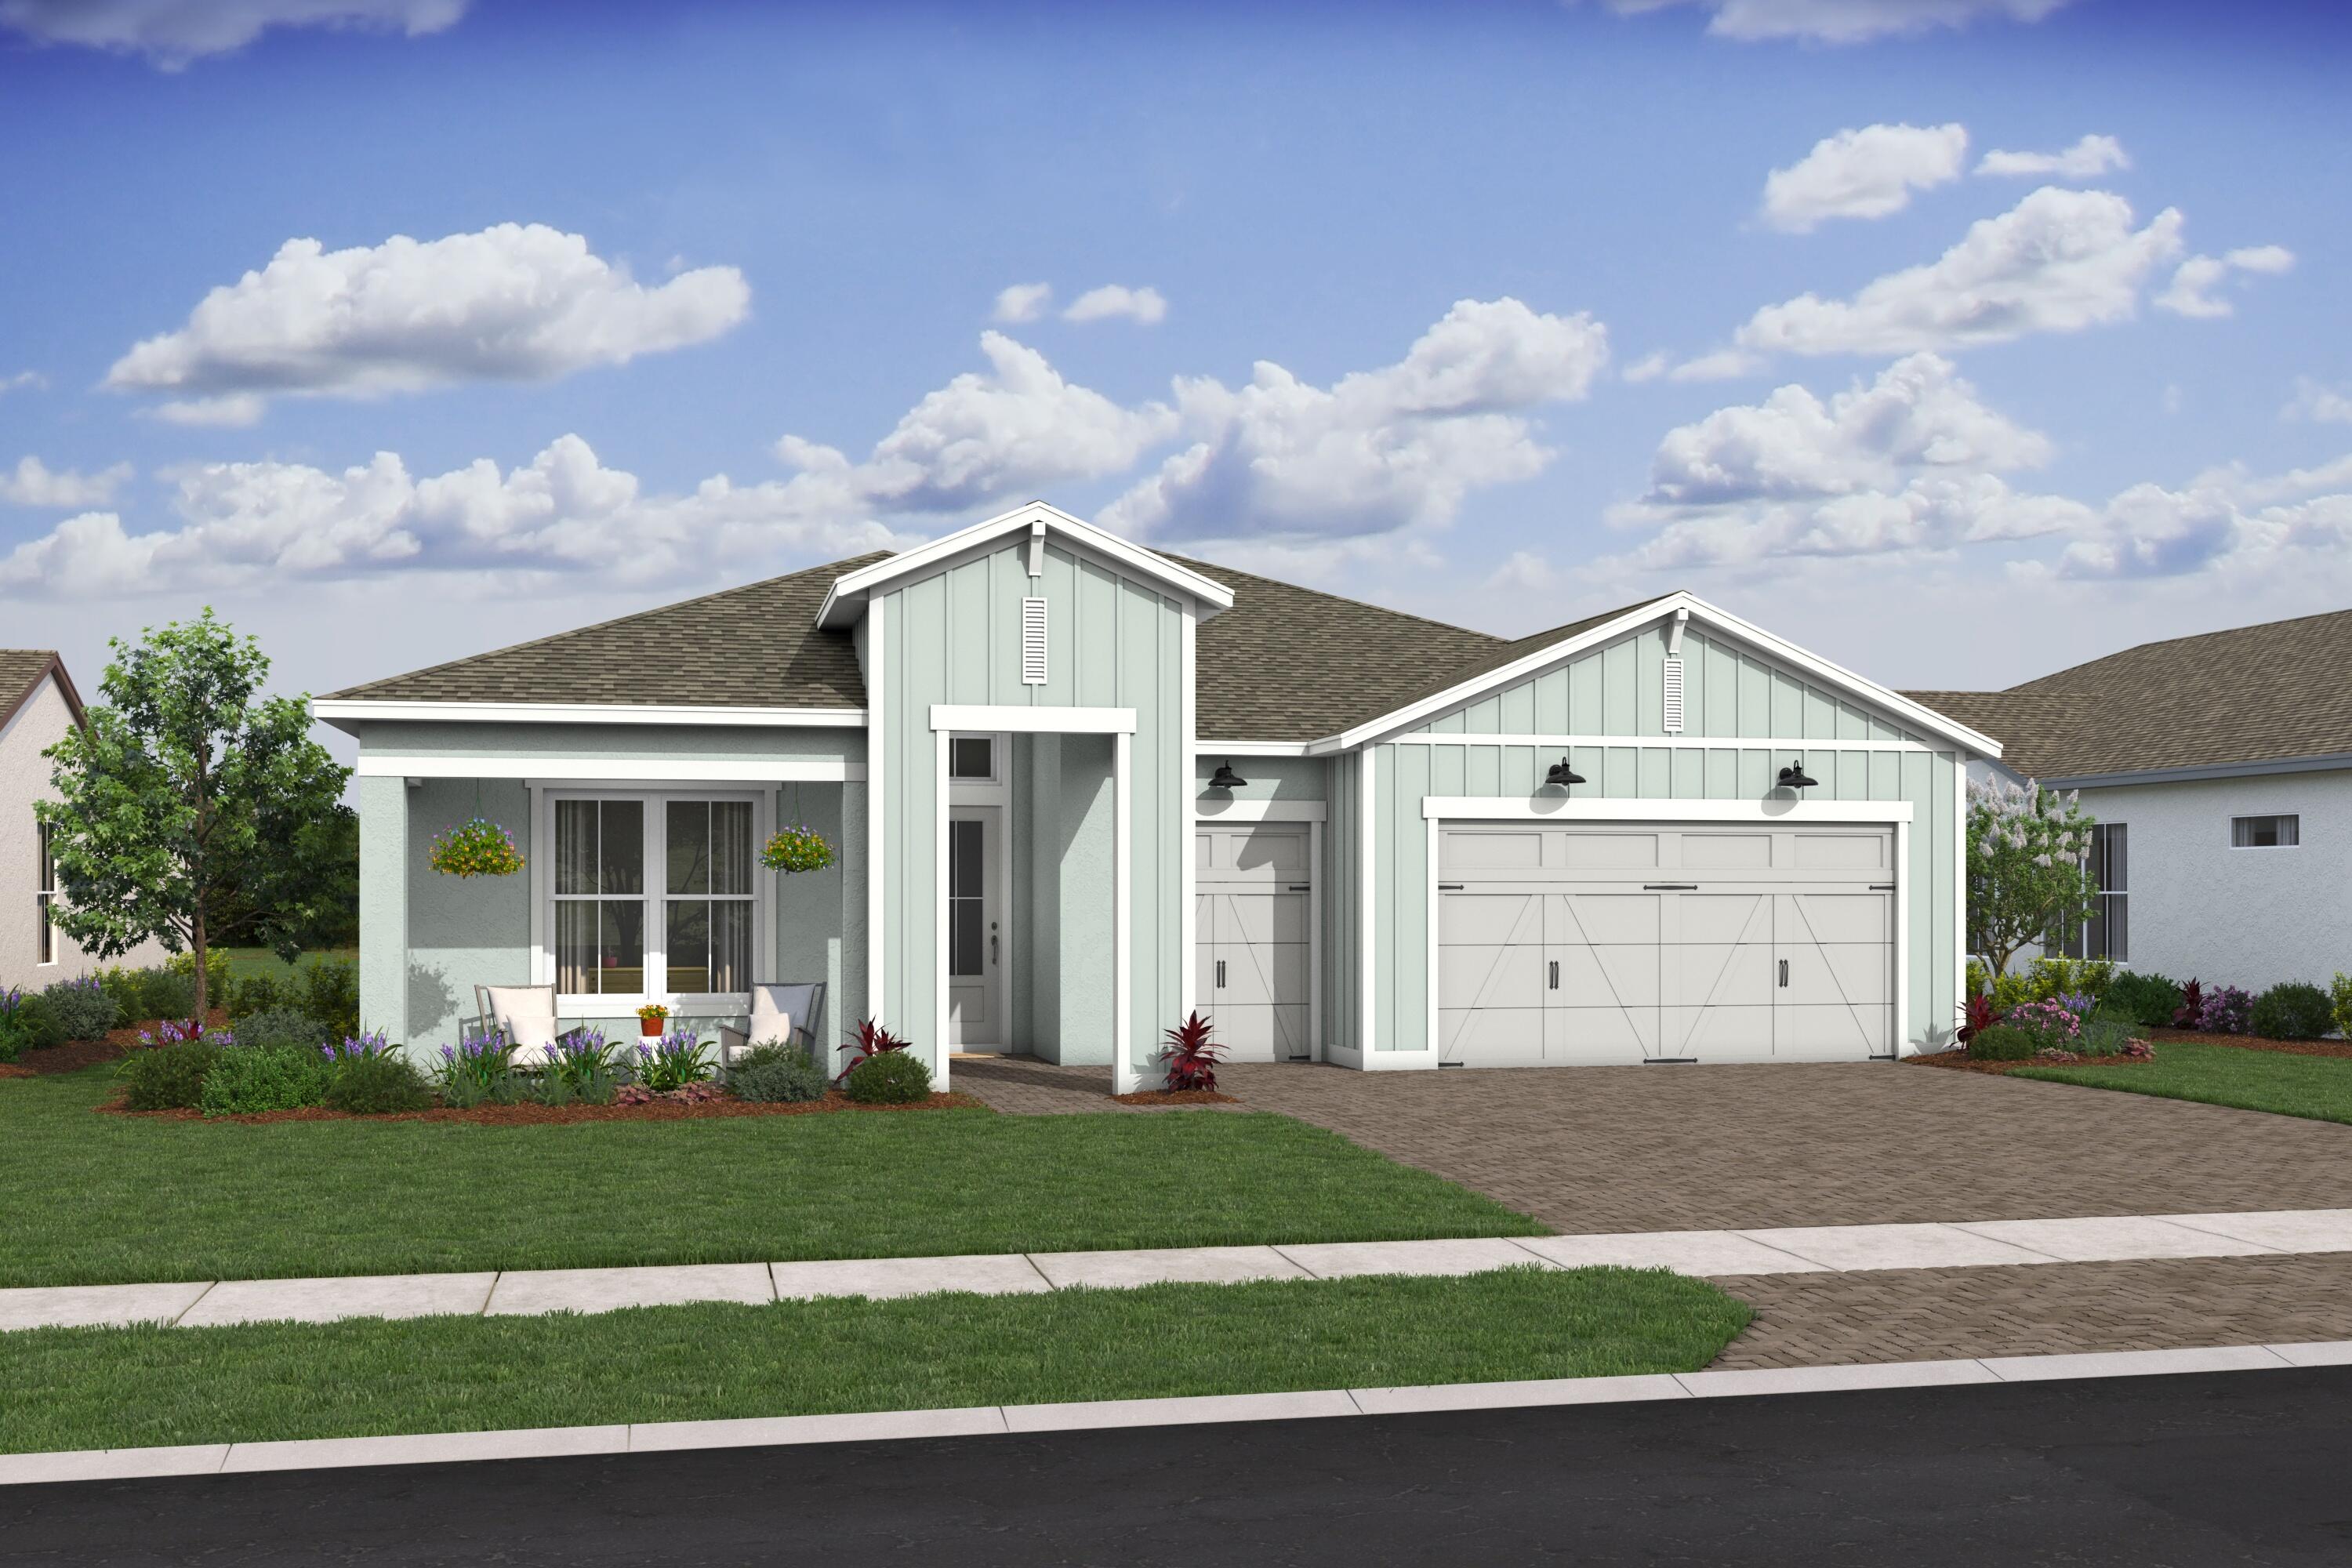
<box><xmin>9</xmin><ymin>1207</ymin><xmax>2352</xmax><ymax>1334</ymax></box>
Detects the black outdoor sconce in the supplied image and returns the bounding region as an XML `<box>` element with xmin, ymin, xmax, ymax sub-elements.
<box><xmin>1777</xmin><ymin>757</ymin><xmax>1819</xmax><ymax>790</ymax></box>
<box><xmin>1207</xmin><ymin>760</ymin><xmax>1249</xmax><ymax>790</ymax></box>
<box><xmin>1544</xmin><ymin>755</ymin><xmax>1586</xmax><ymax>789</ymax></box>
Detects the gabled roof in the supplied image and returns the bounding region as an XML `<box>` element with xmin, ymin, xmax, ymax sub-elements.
<box><xmin>1903</xmin><ymin>606</ymin><xmax>2352</xmax><ymax>782</ymax></box>
<box><xmin>0</xmin><ymin>650</ymin><xmax>82</xmax><ymax>732</ymax></box>
<box><xmin>815</xmin><ymin>501</ymin><xmax>1233</xmax><ymax>629</ymax></box>
<box><xmin>321</xmin><ymin>554</ymin><xmax>888</xmax><ymax>710</ymax></box>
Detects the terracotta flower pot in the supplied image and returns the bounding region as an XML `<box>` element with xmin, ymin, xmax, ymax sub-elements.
<box><xmin>640</xmin><ymin>1017</ymin><xmax>664</xmax><ymax>1036</ymax></box>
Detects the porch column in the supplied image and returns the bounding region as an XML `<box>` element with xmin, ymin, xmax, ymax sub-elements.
<box><xmin>358</xmin><ymin>772</ymin><xmax>409</xmax><ymax>1048</ymax></box>
<box><xmin>1112</xmin><ymin>728</ymin><xmax>1134</xmax><ymax>1094</ymax></box>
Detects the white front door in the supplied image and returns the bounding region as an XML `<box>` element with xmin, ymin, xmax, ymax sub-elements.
<box><xmin>947</xmin><ymin>806</ymin><xmax>1006</xmax><ymax>1049</ymax></box>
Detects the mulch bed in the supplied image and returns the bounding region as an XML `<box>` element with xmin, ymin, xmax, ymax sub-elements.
<box><xmin>1909</xmin><ymin>1048</ymin><xmax>2158</xmax><ymax>1076</ymax></box>
<box><xmin>2146</xmin><ymin>1026</ymin><xmax>2352</xmax><ymax>1060</ymax></box>
<box><xmin>0</xmin><ymin>1011</ymin><xmax>231</xmax><ymax>1079</ymax></box>
<box><xmin>1110</xmin><ymin>1087</ymin><xmax>1238</xmax><ymax>1105</ymax></box>
<box><xmin>99</xmin><ymin>1090</ymin><xmax>993</xmax><ymax>1124</ymax></box>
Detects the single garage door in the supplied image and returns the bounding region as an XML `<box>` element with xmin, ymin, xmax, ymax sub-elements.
<box><xmin>1195</xmin><ymin>824</ymin><xmax>1312</xmax><ymax>1061</ymax></box>
<box><xmin>1437</xmin><ymin>822</ymin><xmax>1894</xmax><ymax>1066</ymax></box>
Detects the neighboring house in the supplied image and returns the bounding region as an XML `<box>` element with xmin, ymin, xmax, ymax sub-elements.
<box><xmin>1910</xmin><ymin>607</ymin><xmax>2352</xmax><ymax>993</ymax></box>
<box><xmin>0</xmin><ymin>650</ymin><xmax>165</xmax><ymax>990</ymax></box>
<box><xmin>317</xmin><ymin>502</ymin><xmax>1997</xmax><ymax>1088</ymax></box>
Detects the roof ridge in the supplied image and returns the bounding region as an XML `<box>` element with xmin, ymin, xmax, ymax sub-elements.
<box><xmin>2010</xmin><ymin>604</ymin><xmax>2352</xmax><ymax>691</ymax></box>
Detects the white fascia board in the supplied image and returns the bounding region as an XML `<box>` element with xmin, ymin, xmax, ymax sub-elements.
<box><xmin>1386</xmin><ymin>733</ymin><xmax>1939</xmax><ymax>753</ymax></box>
<box><xmin>2047</xmin><ymin>753</ymin><xmax>2352</xmax><ymax>789</ymax></box>
<box><xmin>931</xmin><ymin>703</ymin><xmax>1135</xmax><ymax>735</ymax></box>
<box><xmin>313</xmin><ymin>699</ymin><xmax>865</xmax><ymax>728</ymax></box>
<box><xmin>1421</xmin><ymin>796</ymin><xmax>1914</xmax><ymax>824</ymax></box>
<box><xmin>815</xmin><ymin>502</ymin><xmax>1234</xmax><ymax>629</ymax></box>
<box><xmin>1323</xmin><ymin>593</ymin><xmax>2002</xmax><ymax>760</ymax></box>
<box><xmin>1194</xmin><ymin>739</ymin><xmax>1314</xmax><ymax>757</ymax></box>
<box><xmin>1193</xmin><ymin>799</ymin><xmax>1327</xmax><ymax>822</ymax></box>
<box><xmin>355</xmin><ymin>756</ymin><xmax>863</xmax><ymax>782</ymax></box>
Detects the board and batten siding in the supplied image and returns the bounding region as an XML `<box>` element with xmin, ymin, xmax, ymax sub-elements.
<box><xmin>873</xmin><ymin>540</ymin><xmax>1189</xmax><ymax>1076</ymax></box>
<box><xmin>1374</xmin><ymin>621</ymin><xmax>1963</xmax><ymax>1054</ymax></box>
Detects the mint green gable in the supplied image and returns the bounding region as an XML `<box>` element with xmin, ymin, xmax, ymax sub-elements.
<box><xmin>870</xmin><ymin>538</ymin><xmax>1190</xmax><ymax>1082</ymax></box>
<box><xmin>1366</xmin><ymin>616</ymin><xmax>1965</xmax><ymax>1057</ymax></box>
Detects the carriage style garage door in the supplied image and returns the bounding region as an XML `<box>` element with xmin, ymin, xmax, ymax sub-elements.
<box><xmin>1437</xmin><ymin>822</ymin><xmax>1894</xmax><ymax>1066</ymax></box>
<box><xmin>1195</xmin><ymin>824</ymin><xmax>1312</xmax><ymax>1061</ymax></box>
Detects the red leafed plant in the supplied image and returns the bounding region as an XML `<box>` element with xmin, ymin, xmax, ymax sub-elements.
<box><xmin>2172</xmin><ymin>978</ymin><xmax>2205</xmax><ymax>1029</ymax></box>
<box><xmin>836</xmin><ymin>1018</ymin><xmax>913</xmax><ymax>1084</ymax></box>
<box><xmin>1956</xmin><ymin>993</ymin><xmax>2002</xmax><ymax>1048</ymax></box>
<box><xmin>1163</xmin><ymin>1011</ymin><xmax>1222</xmax><ymax>1093</ymax></box>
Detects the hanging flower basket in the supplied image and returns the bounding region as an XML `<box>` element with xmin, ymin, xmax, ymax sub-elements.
<box><xmin>761</xmin><ymin>823</ymin><xmax>837</xmax><ymax>874</ymax></box>
<box><xmin>428</xmin><ymin>817</ymin><xmax>526</xmax><ymax>877</ymax></box>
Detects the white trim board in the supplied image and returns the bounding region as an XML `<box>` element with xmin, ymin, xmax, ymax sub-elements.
<box><xmin>1388</xmin><ymin>734</ymin><xmax>1936</xmax><ymax>754</ymax></box>
<box><xmin>1192</xmin><ymin>800</ymin><xmax>1327</xmax><ymax>823</ymax></box>
<box><xmin>358</xmin><ymin>757</ymin><xmax>863</xmax><ymax>782</ymax></box>
<box><xmin>1194</xmin><ymin>740</ymin><xmax>1313</xmax><ymax>757</ymax></box>
<box><xmin>931</xmin><ymin>704</ymin><xmax>1136</xmax><ymax>735</ymax></box>
<box><xmin>1420</xmin><ymin>797</ymin><xmax>1915</xmax><ymax>823</ymax></box>
<box><xmin>314</xmin><ymin>700</ymin><xmax>864</xmax><ymax>728</ymax></box>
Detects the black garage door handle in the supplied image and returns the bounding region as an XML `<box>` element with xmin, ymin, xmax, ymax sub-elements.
<box><xmin>1642</xmin><ymin>884</ymin><xmax>1697</xmax><ymax>891</ymax></box>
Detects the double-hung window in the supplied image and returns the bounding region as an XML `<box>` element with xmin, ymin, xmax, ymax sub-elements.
<box><xmin>2074</xmin><ymin>822</ymin><xmax>2128</xmax><ymax>962</ymax></box>
<box><xmin>35</xmin><ymin>817</ymin><xmax>56</xmax><ymax>966</ymax></box>
<box><xmin>551</xmin><ymin>793</ymin><xmax>758</xmax><ymax>1004</ymax></box>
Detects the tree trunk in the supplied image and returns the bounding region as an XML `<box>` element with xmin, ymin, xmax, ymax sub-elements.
<box><xmin>191</xmin><ymin>906</ymin><xmax>209</xmax><ymax>1029</ymax></box>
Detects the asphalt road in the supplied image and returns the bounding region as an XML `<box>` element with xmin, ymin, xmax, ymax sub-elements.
<box><xmin>10</xmin><ymin>1367</ymin><xmax>2352</xmax><ymax>1566</ymax></box>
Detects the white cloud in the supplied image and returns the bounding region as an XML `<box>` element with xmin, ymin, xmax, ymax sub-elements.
<box><xmin>1728</xmin><ymin>186</ymin><xmax>2183</xmax><ymax>358</ymax></box>
<box><xmin>0</xmin><ymin>370</ymin><xmax>44</xmax><ymax>394</ymax></box>
<box><xmin>992</xmin><ymin>282</ymin><xmax>1051</xmax><ymax>323</ymax></box>
<box><xmin>774</xmin><ymin>332</ymin><xmax>1178</xmax><ymax>514</ymax></box>
<box><xmin>1975</xmin><ymin>132</ymin><xmax>2129</xmax><ymax>179</ymax></box>
<box><xmin>1669</xmin><ymin>348</ymin><xmax>1766</xmax><ymax>382</ymax></box>
<box><xmin>0</xmin><ymin>457</ymin><xmax>132</xmax><ymax>508</ymax></box>
<box><xmin>1621</xmin><ymin>351</ymin><xmax>1671</xmax><ymax>383</ymax></box>
<box><xmin>1595</xmin><ymin>0</ymin><xmax>2074</xmax><ymax>45</ymax></box>
<box><xmin>104</xmin><ymin>223</ymin><xmax>748</xmax><ymax>416</ymax></box>
<box><xmin>1105</xmin><ymin>297</ymin><xmax>1610</xmax><ymax>541</ymax></box>
<box><xmin>2049</xmin><ymin>456</ymin><xmax>2352</xmax><ymax>582</ymax></box>
<box><xmin>0</xmin><ymin>0</ymin><xmax>463</xmax><ymax>67</ymax></box>
<box><xmin>152</xmin><ymin>394</ymin><xmax>267</xmax><ymax>427</ymax></box>
<box><xmin>1606</xmin><ymin>353</ymin><xmax>2089</xmax><ymax>568</ymax></box>
<box><xmin>0</xmin><ymin>437</ymin><xmax>902</xmax><ymax>598</ymax></box>
<box><xmin>1761</xmin><ymin>122</ymin><xmax>1968</xmax><ymax>232</ymax></box>
<box><xmin>2286</xmin><ymin>377</ymin><xmax>2352</xmax><ymax>426</ymax></box>
<box><xmin>1063</xmin><ymin>285</ymin><xmax>1168</xmax><ymax>325</ymax></box>
<box><xmin>2154</xmin><ymin>245</ymin><xmax>2295</xmax><ymax>319</ymax></box>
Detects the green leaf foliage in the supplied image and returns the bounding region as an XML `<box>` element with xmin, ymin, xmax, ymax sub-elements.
<box><xmin>2103</xmin><ymin>970</ymin><xmax>2183</xmax><ymax>1030</ymax></box>
<box><xmin>115</xmin><ymin>1042</ymin><xmax>224</xmax><ymax>1111</ymax></box>
<box><xmin>1966</xmin><ymin>778</ymin><xmax>2101</xmax><ymax>980</ymax></box>
<box><xmin>1965</xmin><ymin>1023</ymin><xmax>2035</xmax><ymax>1062</ymax></box>
<box><xmin>324</xmin><ymin>1054</ymin><xmax>434</xmax><ymax>1115</ymax></box>
<box><xmin>728</xmin><ymin>1042</ymin><xmax>829</xmax><ymax>1103</ymax></box>
<box><xmin>36</xmin><ymin>609</ymin><xmax>353</xmax><ymax>1021</ymax></box>
<box><xmin>2251</xmin><ymin>982</ymin><xmax>2335</xmax><ymax>1041</ymax></box>
<box><xmin>844</xmin><ymin>1049</ymin><xmax>932</xmax><ymax>1105</ymax></box>
<box><xmin>198</xmin><ymin>1045</ymin><xmax>335</xmax><ymax>1117</ymax></box>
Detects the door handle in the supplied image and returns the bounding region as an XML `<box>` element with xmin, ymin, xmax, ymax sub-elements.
<box><xmin>991</xmin><ymin>933</ymin><xmax>999</xmax><ymax>966</ymax></box>
<box><xmin>1215</xmin><ymin>960</ymin><xmax>1227</xmax><ymax>989</ymax></box>
<box><xmin>1778</xmin><ymin>960</ymin><xmax>1789</xmax><ymax>988</ymax></box>
<box><xmin>1548</xmin><ymin>960</ymin><xmax>1559</xmax><ymax>991</ymax></box>
<box><xmin>1643</xmin><ymin>884</ymin><xmax>1697</xmax><ymax>891</ymax></box>
<box><xmin>1286</xmin><ymin>884</ymin><xmax>1311</xmax><ymax>891</ymax></box>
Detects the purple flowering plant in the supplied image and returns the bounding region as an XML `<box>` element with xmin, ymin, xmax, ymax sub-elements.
<box><xmin>545</xmin><ymin>1027</ymin><xmax>617</xmax><ymax>1089</ymax></box>
<box><xmin>437</xmin><ymin>1024</ymin><xmax>519</xmax><ymax>1091</ymax></box>
<box><xmin>2005</xmin><ymin>998</ymin><xmax>2083</xmax><ymax>1054</ymax></box>
<box><xmin>2198</xmin><ymin>985</ymin><xmax>2255</xmax><ymax>1035</ymax></box>
<box><xmin>139</xmin><ymin>1018</ymin><xmax>230</xmax><ymax>1049</ymax></box>
<box><xmin>633</xmin><ymin>1029</ymin><xmax>713</xmax><ymax>1092</ymax></box>
<box><xmin>0</xmin><ymin>985</ymin><xmax>20</xmax><ymax>1016</ymax></box>
<box><xmin>321</xmin><ymin>1029</ymin><xmax>399</xmax><ymax>1064</ymax></box>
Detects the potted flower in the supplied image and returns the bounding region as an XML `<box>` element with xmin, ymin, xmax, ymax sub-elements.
<box><xmin>427</xmin><ymin>818</ymin><xmax>525</xmax><ymax>877</ymax></box>
<box><xmin>761</xmin><ymin>824</ymin><xmax>837</xmax><ymax>874</ymax></box>
<box><xmin>635</xmin><ymin>1003</ymin><xmax>670</xmax><ymax>1038</ymax></box>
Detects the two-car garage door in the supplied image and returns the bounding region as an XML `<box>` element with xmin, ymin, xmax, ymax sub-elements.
<box><xmin>1437</xmin><ymin>823</ymin><xmax>1895</xmax><ymax>1066</ymax></box>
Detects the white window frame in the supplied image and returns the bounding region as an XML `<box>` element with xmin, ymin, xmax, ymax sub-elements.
<box><xmin>35</xmin><ymin>815</ymin><xmax>56</xmax><ymax>967</ymax></box>
<box><xmin>536</xmin><ymin>787</ymin><xmax>771</xmax><ymax>1013</ymax></box>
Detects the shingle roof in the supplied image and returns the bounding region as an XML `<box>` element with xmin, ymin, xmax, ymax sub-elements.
<box><xmin>1902</xmin><ymin>606</ymin><xmax>2352</xmax><ymax>780</ymax></box>
<box><xmin>323</xmin><ymin>554</ymin><xmax>892</xmax><ymax>707</ymax></box>
<box><xmin>0</xmin><ymin>650</ymin><xmax>77</xmax><ymax>731</ymax></box>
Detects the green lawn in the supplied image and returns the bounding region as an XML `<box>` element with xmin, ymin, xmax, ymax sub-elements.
<box><xmin>0</xmin><ymin>1268</ymin><xmax>1748</xmax><ymax>1455</ymax></box>
<box><xmin>2014</xmin><ymin>1039</ymin><xmax>2352</xmax><ymax>1125</ymax></box>
<box><xmin>214</xmin><ymin>946</ymin><xmax>356</xmax><ymax>984</ymax></box>
<box><xmin>0</xmin><ymin>1066</ymin><xmax>1542</xmax><ymax>1288</ymax></box>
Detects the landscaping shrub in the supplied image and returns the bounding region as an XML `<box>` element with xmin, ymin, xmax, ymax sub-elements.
<box><xmin>543</xmin><ymin>1029</ymin><xmax>622</xmax><ymax>1103</ymax></box>
<box><xmin>325</xmin><ymin>1052</ymin><xmax>434</xmax><ymax>1114</ymax></box>
<box><xmin>2197</xmin><ymin>985</ymin><xmax>2255</xmax><ymax>1036</ymax></box>
<box><xmin>198</xmin><ymin>1044</ymin><xmax>334</xmax><ymax>1116</ymax></box>
<box><xmin>232</xmin><ymin>1007</ymin><xmax>330</xmax><ymax>1054</ymax></box>
<box><xmin>436</xmin><ymin>1026</ymin><xmax>521</xmax><ymax>1106</ymax></box>
<box><xmin>2103</xmin><ymin>970</ymin><xmax>2183</xmax><ymax>1030</ymax></box>
<box><xmin>2004</xmin><ymin>998</ymin><xmax>2084</xmax><ymax>1054</ymax></box>
<box><xmin>225</xmin><ymin>972</ymin><xmax>289</xmax><ymax>1023</ymax></box>
<box><xmin>2334</xmin><ymin>973</ymin><xmax>2352</xmax><ymax>1042</ymax></box>
<box><xmin>836</xmin><ymin>1018</ymin><xmax>913</xmax><ymax>1083</ymax></box>
<box><xmin>2026</xmin><ymin>956</ymin><xmax>2114</xmax><ymax>1003</ymax></box>
<box><xmin>165</xmin><ymin>949</ymin><xmax>233</xmax><ymax>1012</ymax></box>
<box><xmin>296</xmin><ymin>960</ymin><xmax>361</xmax><ymax>1042</ymax></box>
<box><xmin>2078</xmin><ymin>1009</ymin><xmax>2139</xmax><ymax>1058</ymax></box>
<box><xmin>100</xmin><ymin>964</ymin><xmax>194</xmax><ymax>1025</ymax></box>
<box><xmin>116</xmin><ymin>1040</ymin><xmax>225</xmax><ymax>1109</ymax></box>
<box><xmin>729</xmin><ymin>1041</ymin><xmax>828</xmax><ymax>1103</ymax></box>
<box><xmin>844</xmin><ymin>1047</ymin><xmax>931</xmax><ymax>1104</ymax></box>
<box><xmin>1987</xmin><ymin>969</ymin><xmax>2036</xmax><ymax>1013</ymax></box>
<box><xmin>0</xmin><ymin>991</ymin><xmax>66</xmax><ymax>1057</ymax></box>
<box><xmin>2172</xmin><ymin>978</ymin><xmax>2206</xmax><ymax>1029</ymax></box>
<box><xmin>633</xmin><ymin>1031</ymin><xmax>713</xmax><ymax>1092</ymax></box>
<box><xmin>1966</xmin><ymin>1023</ymin><xmax>2034</xmax><ymax>1062</ymax></box>
<box><xmin>2252</xmin><ymin>982</ymin><xmax>2335</xmax><ymax>1041</ymax></box>
<box><xmin>1163</xmin><ymin>1011</ymin><xmax>1221</xmax><ymax>1092</ymax></box>
<box><xmin>40</xmin><ymin>976</ymin><xmax>122</xmax><ymax>1041</ymax></box>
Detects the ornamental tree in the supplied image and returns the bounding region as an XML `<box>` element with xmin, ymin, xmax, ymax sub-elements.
<box><xmin>36</xmin><ymin>610</ymin><xmax>353</xmax><ymax>1023</ymax></box>
<box><xmin>1965</xmin><ymin>776</ymin><xmax>2100</xmax><ymax>977</ymax></box>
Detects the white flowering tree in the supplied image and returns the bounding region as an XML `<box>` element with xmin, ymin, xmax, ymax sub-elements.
<box><xmin>1966</xmin><ymin>777</ymin><xmax>2101</xmax><ymax>977</ymax></box>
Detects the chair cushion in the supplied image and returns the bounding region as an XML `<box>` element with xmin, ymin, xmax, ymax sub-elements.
<box><xmin>746</xmin><ymin>983</ymin><xmax>815</xmax><ymax>1046</ymax></box>
<box><xmin>485</xmin><ymin>985</ymin><xmax>560</xmax><ymax>1055</ymax></box>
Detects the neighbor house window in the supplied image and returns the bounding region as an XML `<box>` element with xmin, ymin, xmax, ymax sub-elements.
<box><xmin>949</xmin><ymin>736</ymin><xmax>996</xmax><ymax>781</ymax></box>
<box><xmin>2066</xmin><ymin>822</ymin><xmax>2128</xmax><ymax>962</ymax></box>
<box><xmin>35</xmin><ymin>817</ymin><xmax>56</xmax><ymax>966</ymax></box>
<box><xmin>2231</xmin><ymin>815</ymin><xmax>2298</xmax><ymax>848</ymax></box>
<box><xmin>663</xmin><ymin>800</ymin><xmax>753</xmax><ymax>995</ymax></box>
<box><xmin>554</xmin><ymin>799</ymin><xmax>646</xmax><ymax>996</ymax></box>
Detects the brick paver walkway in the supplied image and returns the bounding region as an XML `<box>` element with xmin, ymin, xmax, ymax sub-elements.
<box><xmin>1712</xmin><ymin>1253</ymin><xmax>2352</xmax><ymax>1369</ymax></box>
<box><xmin>950</xmin><ymin>1057</ymin><xmax>1247</xmax><ymax>1114</ymax></box>
<box><xmin>1216</xmin><ymin>1060</ymin><xmax>2352</xmax><ymax>1232</ymax></box>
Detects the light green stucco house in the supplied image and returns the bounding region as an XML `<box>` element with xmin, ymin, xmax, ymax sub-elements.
<box><xmin>318</xmin><ymin>502</ymin><xmax>1999</xmax><ymax>1091</ymax></box>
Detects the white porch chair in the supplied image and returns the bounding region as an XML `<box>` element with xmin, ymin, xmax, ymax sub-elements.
<box><xmin>474</xmin><ymin>984</ymin><xmax>585</xmax><ymax>1063</ymax></box>
<box><xmin>717</xmin><ymin>982</ymin><xmax>828</xmax><ymax>1070</ymax></box>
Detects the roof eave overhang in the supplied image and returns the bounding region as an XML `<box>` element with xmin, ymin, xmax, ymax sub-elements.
<box><xmin>2041</xmin><ymin>751</ymin><xmax>2352</xmax><ymax>790</ymax></box>
<box><xmin>813</xmin><ymin>501</ymin><xmax>1235</xmax><ymax>630</ymax></box>
<box><xmin>308</xmin><ymin>699</ymin><xmax>868</xmax><ymax>737</ymax></box>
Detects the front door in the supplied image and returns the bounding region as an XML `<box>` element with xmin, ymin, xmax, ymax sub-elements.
<box><xmin>947</xmin><ymin>806</ymin><xmax>1005</xmax><ymax>1049</ymax></box>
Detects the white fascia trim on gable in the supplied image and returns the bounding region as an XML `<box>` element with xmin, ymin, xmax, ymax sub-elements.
<box><xmin>815</xmin><ymin>501</ymin><xmax>1235</xmax><ymax>629</ymax></box>
<box><xmin>312</xmin><ymin>700</ymin><xmax>865</xmax><ymax>728</ymax></box>
<box><xmin>1420</xmin><ymin>797</ymin><xmax>1915</xmax><ymax>824</ymax></box>
<box><xmin>931</xmin><ymin>704</ymin><xmax>1136</xmax><ymax>735</ymax></box>
<box><xmin>1194</xmin><ymin>739</ymin><xmax>1314</xmax><ymax>757</ymax></box>
<box><xmin>355</xmin><ymin>756</ymin><xmax>863</xmax><ymax>782</ymax></box>
<box><xmin>1322</xmin><ymin>593</ymin><xmax>2002</xmax><ymax>760</ymax></box>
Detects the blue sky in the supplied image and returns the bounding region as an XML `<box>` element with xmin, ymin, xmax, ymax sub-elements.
<box><xmin>3</xmin><ymin>0</ymin><xmax>2347</xmax><ymax>731</ymax></box>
